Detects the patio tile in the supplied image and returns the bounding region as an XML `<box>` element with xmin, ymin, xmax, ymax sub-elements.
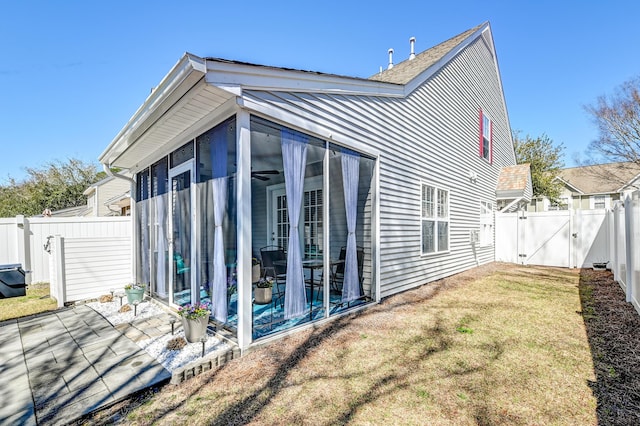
<box><xmin>32</xmin><ymin>380</ymin><xmax>70</xmax><ymax>407</ymax></box>
<box><xmin>63</xmin><ymin>368</ymin><xmax>102</xmax><ymax>392</ymax></box>
<box><xmin>36</xmin><ymin>387</ymin><xmax>113</xmax><ymax>425</ymax></box>
<box><xmin>24</xmin><ymin>350</ymin><xmax>56</xmax><ymax>369</ymax></box>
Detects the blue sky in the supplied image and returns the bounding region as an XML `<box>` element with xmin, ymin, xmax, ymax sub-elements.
<box><xmin>1</xmin><ymin>1</ymin><xmax>639</xmax><ymax>182</ymax></box>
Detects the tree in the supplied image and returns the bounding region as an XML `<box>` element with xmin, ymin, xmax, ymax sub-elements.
<box><xmin>513</xmin><ymin>132</ymin><xmax>565</xmax><ymax>200</ymax></box>
<box><xmin>0</xmin><ymin>158</ymin><xmax>103</xmax><ymax>217</ymax></box>
<box><xmin>586</xmin><ymin>76</ymin><xmax>640</xmax><ymax>164</ymax></box>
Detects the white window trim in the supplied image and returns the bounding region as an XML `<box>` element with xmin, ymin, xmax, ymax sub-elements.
<box><xmin>420</xmin><ymin>181</ymin><xmax>450</xmax><ymax>255</ymax></box>
<box><xmin>480</xmin><ymin>110</ymin><xmax>492</xmax><ymax>163</ymax></box>
<box><xmin>589</xmin><ymin>194</ymin><xmax>610</xmax><ymax>210</ymax></box>
<box><xmin>479</xmin><ymin>200</ymin><xmax>493</xmax><ymax>247</ymax></box>
<box><xmin>266</xmin><ymin>175</ymin><xmax>323</xmax><ymax>249</ymax></box>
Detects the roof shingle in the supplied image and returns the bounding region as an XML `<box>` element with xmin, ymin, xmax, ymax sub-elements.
<box><xmin>368</xmin><ymin>23</ymin><xmax>485</xmax><ymax>85</ymax></box>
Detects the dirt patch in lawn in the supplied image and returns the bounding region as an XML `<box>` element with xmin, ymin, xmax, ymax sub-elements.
<box><xmin>579</xmin><ymin>268</ymin><xmax>640</xmax><ymax>425</ymax></box>
<box><xmin>80</xmin><ymin>263</ymin><xmax>601</xmax><ymax>425</ymax></box>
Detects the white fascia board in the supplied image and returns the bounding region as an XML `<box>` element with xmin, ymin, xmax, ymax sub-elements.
<box><xmin>204</xmin><ymin>60</ymin><xmax>404</xmax><ymax>98</ymax></box>
<box><xmin>616</xmin><ymin>173</ymin><xmax>640</xmax><ymax>192</ymax></box>
<box><xmin>99</xmin><ymin>53</ymin><xmax>207</xmax><ymax>165</ymax></box>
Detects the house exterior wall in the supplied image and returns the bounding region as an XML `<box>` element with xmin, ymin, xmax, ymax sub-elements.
<box><xmin>96</xmin><ymin>179</ymin><xmax>130</xmax><ymax>216</ymax></box>
<box><xmin>243</xmin><ymin>36</ymin><xmax>515</xmax><ymax>298</ymax></box>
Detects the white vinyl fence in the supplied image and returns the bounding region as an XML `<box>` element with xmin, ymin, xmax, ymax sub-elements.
<box><xmin>609</xmin><ymin>193</ymin><xmax>640</xmax><ymax>313</ymax></box>
<box><xmin>497</xmin><ymin>190</ymin><xmax>640</xmax><ymax>315</ymax></box>
<box><xmin>0</xmin><ymin>215</ymin><xmax>132</xmax><ymax>306</ymax></box>
<box><xmin>495</xmin><ymin>209</ymin><xmax>609</xmax><ymax>268</ymax></box>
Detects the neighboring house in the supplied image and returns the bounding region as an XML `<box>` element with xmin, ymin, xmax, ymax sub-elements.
<box><xmin>45</xmin><ymin>176</ymin><xmax>131</xmax><ymax>217</ymax></box>
<box><xmin>99</xmin><ymin>21</ymin><xmax>524</xmax><ymax>351</ymax></box>
<box><xmin>528</xmin><ymin>162</ymin><xmax>640</xmax><ymax>212</ymax></box>
<box><xmin>83</xmin><ymin>176</ymin><xmax>131</xmax><ymax>217</ymax></box>
<box><xmin>496</xmin><ymin>163</ymin><xmax>533</xmax><ymax>212</ymax></box>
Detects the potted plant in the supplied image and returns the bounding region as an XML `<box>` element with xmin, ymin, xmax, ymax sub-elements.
<box><xmin>124</xmin><ymin>283</ymin><xmax>146</xmax><ymax>304</ymax></box>
<box><xmin>177</xmin><ymin>302</ymin><xmax>210</xmax><ymax>343</ymax></box>
<box><xmin>252</xmin><ymin>257</ymin><xmax>261</xmax><ymax>283</ymax></box>
<box><xmin>254</xmin><ymin>277</ymin><xmax>274</xmax><ymax>305</ymax></box>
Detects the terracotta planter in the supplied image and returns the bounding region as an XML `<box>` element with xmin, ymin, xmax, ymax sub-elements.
<box><xmin>125</xmin><ymin>288</ymin><xmax>145</xmax><ymax>304</ymax></box>
<box><xmin>254</xmin><ymin>287</ymin><xmax>272</xmax><ymax>305</ymax></box>
<box><xmin>182</xmin><ymin>314</ymin><xmax>210</xmax><ymax>343</ymax></box>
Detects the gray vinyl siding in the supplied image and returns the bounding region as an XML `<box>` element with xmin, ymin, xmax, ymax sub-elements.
<box><xmin>243</xmin><ymin>36</ymin><xmax>514</xmax><ymax>298</ymax></box>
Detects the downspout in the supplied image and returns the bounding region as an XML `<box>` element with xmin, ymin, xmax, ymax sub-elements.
<box><xmin>103</xmin><ymin>164</ymin><xmax>135</xmax><ymax>185</ymax></box>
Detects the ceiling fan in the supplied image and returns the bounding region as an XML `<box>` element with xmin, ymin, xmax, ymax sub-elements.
<box><xmin>251</xmin><ymin>169</ymin><xmax>279</xmax><ymax>181</ymax></box>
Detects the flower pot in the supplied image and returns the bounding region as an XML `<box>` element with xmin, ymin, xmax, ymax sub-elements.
<box><xmin>125</xmin><ymin>288</ymin><xmax>145</xmax><ymax>304</ymax></box>
<box><xmin>182</xmin><ymin>314</ymin><xmax>210</xmax><ymax>343</ymax></box>
<box><xmin>252</xmin><ymin>264</ymin><xmax>261</xmax><ymax>283</ymax></box>
<box><xmin>254</xmin><ymin>287</ymin><xmax>272</xmax><ymax>305</ymax></box>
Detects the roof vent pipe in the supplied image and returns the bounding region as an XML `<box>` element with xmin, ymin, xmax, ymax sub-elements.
<box><xmin>409</xmin><ymin>37</ymin><xmax>416</xmax><ymax>60</ymax></box>
<box><xmin>387</xmin><ymin>48</ymin><xmax>394</xmax><ymax>70</ymax></box>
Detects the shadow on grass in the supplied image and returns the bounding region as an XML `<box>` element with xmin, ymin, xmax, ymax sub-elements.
<box><xmin>578</xmin><ymin>268</ymin><xmax>640</xmax><ymax>425</ymax></box>
<box><xmin>123</xmin><ymin>271</ymin><xmax>468</xmax><ymax>425</ymax></box>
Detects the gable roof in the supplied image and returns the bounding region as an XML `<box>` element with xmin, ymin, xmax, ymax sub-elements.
<box><xmin>100</xmin><ymin>22</ymin><xmax>497</xmax><ymax>169</ymax></box>
<box><xmin>369</xmin><ymin>23</ymin><xmax>485</xmax><ymax>85</ymax></box>
<box><xmin>496</xmin><ymin>163</ymin><xmax>533</xmax><ymax>200</ymax></box>
<box><xmin>558</xmin><ymin>162</ymin><xmax>640</xmax><ymax>195</ymax></box>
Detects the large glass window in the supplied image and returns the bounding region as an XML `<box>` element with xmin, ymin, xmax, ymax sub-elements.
<box><xmin>135</xmin><ymin>168</ymin><xmax>150</xmax><ymax>286</ymax></box>
<box><xmin>249</xmin><ymin>116</ymin><xmax>375</xmax><ymax>340</ymax></box>
<box><xmin>422</xmin><ymin>184</ymin><xmax>449</xmax><ymax>254</ymax></box>
<box><xmin>150</xmin><ymin>158</ymin><xmax>169</xmax><ymax>301</ymax></box>
<box><xmin>195</xmin><ymin>117</ymin><xmax>237</xmax><ymax>328</ymax></box>
<box><xmin>328</xmin><ymin>146</ymin><xmax>375</xmax><ymax>316</ymax></box>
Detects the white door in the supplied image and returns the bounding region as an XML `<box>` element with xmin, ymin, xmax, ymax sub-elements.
<box><xmin>168</xmin><ymin>161</ymin><xmax>196</xmax><ymax>307</ymax></box>
<box><xmin>267</xmin><ymin>176</ymin><xmax>323</xmax><ymax>258</ymax></box>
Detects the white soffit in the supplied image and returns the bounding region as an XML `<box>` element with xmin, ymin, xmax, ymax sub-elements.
<box><xmin>108</xmin><ymin>80</ymin><xmax>234</xmax><ymax>169</ymax></box>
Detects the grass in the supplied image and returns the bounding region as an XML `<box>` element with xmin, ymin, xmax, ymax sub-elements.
<box><xmin>87</xmin><ymin>263</ymin><xmax>598</xmax><ymax>425</ymax></box>
<box><xmin>0</xmin><ymin>282</ymin><xmax>57</xmax><ymax>321</ymax></box>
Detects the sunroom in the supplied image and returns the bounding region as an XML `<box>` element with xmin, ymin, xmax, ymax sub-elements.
<box><xmin>100</xmin><ymin>55</ymin><xmax>380</xmax><ymax>349</ymax></box>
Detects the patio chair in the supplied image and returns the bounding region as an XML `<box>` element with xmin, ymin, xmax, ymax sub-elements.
<box><xmin>259</xmin><ymin>246</ymin><xmax>287</xmax><ymax>307</ymax></box>
<box><xmin>332</xmin><ymin>246</ymin><xmax>365</xmax><ymax>302</ymax></box>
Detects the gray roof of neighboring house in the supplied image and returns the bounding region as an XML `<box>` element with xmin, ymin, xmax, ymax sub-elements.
<box><xmin>369</xmin><ymin>23</ymin><xmax>485</xmax><ymax>85</ymax></box>
<box><xmin>496</xmin><ymin>163</ymin><xmax>533</xmax><ymax>200</ymax></box>
<box><xmin>558</xmin><ymin>162</ymin><xmax>640</xmax><ymax>194</ymax></box>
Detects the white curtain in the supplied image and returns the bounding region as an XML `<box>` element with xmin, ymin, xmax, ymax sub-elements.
<box><xmin>341</xmin><ymin>150</ymin><xmax>360</xmax><ymax>302</ymax></box>
<box><xmin>211</xmin><ymin>128</ymin><xmax>228</xmax><ymax>323</ymax></box>
<box><xmin>282</xmin><ymin>128</ymin><xmax>308</xmax><ymax>319</ymax></box>
<box><xmin>155</xmin><ymin>195</ymin><xmax>167</xmax><ymax>298</ymax></box>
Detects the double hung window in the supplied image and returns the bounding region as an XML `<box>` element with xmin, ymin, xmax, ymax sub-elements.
<box><xmin>421</xmin><ymin>184</ymin><xmax>449</xmax><ymax>254</ymax></box>
<box><xmin>479</xmin><ymin>201</ymin><xmax>493</xmax><ymax>246</ymax></box>
<box><xmin>479</xmin><ymin>110</ymin><xmax>492</xmax><ymax>162</ymax></box>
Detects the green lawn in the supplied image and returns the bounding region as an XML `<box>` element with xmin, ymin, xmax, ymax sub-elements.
<box><xmin>0</xmin><ymin>282</ymin><xmax>57</xmax><ymax>321</ymax></box>
<box><xmin>89</xmin><ymin>263</ymin><xmax>598</xmax><ymax>425</ymax></box>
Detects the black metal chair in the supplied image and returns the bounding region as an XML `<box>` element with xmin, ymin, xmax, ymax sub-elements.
<box><xmin>332</xmin><ymin>246</ymin><xmax>365</xmax><ymax>303</ymax></box>
<box><xmin>259</xmin><ymin>246</ymin><xmax>287</xmax><ymax>307</ymax></box>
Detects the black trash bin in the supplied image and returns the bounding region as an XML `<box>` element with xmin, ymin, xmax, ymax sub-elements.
<box><xmin>0</xmin><ymin>264</ymin><xmax>27</xmax><ymax>298</ymax></box>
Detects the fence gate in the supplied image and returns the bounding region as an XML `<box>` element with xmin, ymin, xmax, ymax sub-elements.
<box><xmin>496</xmin><ymin>210</ymin><xmax>609</xmax><ymax>268</ymax></box>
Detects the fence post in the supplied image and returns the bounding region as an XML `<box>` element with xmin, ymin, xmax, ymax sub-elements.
<box><xmin>53</xmin><ymin>235</ymin><xmax>66</xmax><ymax>308</ymax></box>
<box><xmin>624</xmin><ymin>195</ymin><xmax>634</xmax><ymax>303</ymax></box>
<box><xmin>15</xmin><ymin>215</ymin><xmax>32</xmax><ymax>285</ymax></box>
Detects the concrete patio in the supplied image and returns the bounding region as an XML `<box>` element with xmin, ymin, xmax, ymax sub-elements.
<box><xmin>0</xmin><ymin>305</ymin><xmax>171</xmax><ymax>425</ymax></box>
